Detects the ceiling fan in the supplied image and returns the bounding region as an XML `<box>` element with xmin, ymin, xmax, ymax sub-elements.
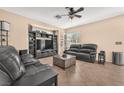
<box><xmin>55</xmin><ymin>7</ymin><xmax>84</xmax><ymax>20</ymax></box>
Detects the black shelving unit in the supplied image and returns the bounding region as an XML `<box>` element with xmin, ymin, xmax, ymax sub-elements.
<box><xmin>28</xmin><ymin>25</ymin><xmax>58</xmax><ymax>58</ymax></box>
<box><xmin>28</xmin><ymin>25</ymin><xmax>37</xmax><ymax>57</ymax></box>
<box><xmin>0</xmin><ymin>21</ymin><xmax>10</xmax><ymax>46</ymax></box>
<box><xmin>53</xmin><ymin>35</ymin><xmax>58</xmax><ymax>53</ymax></box>
<box><xmin>29</xmin><ymin>31</ymin><xmax>37</xmax><ymax>57</ymax></box>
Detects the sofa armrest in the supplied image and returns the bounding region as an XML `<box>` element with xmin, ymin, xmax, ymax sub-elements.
<box><xmin>20</xmin><ymin>54</ymin><xmax>40</xmax><ymax>66</ymax></box>
<box><xmin>64</xmin><ymin>50</ymin><xmax>68</xmax><ymax>53</ymax></box>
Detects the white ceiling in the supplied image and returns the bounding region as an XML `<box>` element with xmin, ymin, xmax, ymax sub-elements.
<box><xmin>1</xmin><ymin>7</ymin><xmax>124</xmax><ymax>29</ymax></box>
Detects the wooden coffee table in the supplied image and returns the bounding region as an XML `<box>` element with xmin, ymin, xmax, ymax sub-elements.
<box><xmin>53</xmin><ymin>54</ymin><xmax>76</xmax><ymax>69</ymax></box>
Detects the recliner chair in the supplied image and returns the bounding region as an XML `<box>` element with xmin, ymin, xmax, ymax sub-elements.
<box><xmin>0</xmin><ymin>46</ymin><xmax>58</xmax><ymax>86</ymax></box>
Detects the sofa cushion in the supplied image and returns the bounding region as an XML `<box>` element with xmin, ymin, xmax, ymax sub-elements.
<box><xmin>70</xmin><ymin>44</ymin><xmax>81</xmax><ymax>49</ymax></box>
<box><xmin>0</xmin><ymin>46</ymin><xmax>25</xmax><ymax>80</ymax></box>
<box><xmin>65</xmin><ymin>51</ymin><xmax>78</xmax><ymax>55</ymax></box>
<box><xmin>12</xmin><ymin>64</ymin><xmax>57</xmax><ymax>86</ymax></box>
<box><xmin>69</xmin><ymin>48</ymin><xmax>79</xmax><ymax>52</ymax></box>
<box><xmin>0</xmin><ymin>70</ymin><xmax>12</xmax><ymax>86</ymax></box>
<box><xmin>79</xmin><ymin>49</ymin><xmax>95</xmax><ymax>53</ymax></box>
<box><xmin>82</xmin><ymin>44</ymin><xmax>97</xmax><ymax>50</ymax></box>
<box><xmin>76</xmin><ymin>52</ymin><xmax>90</xmax><ymax>60</ymax></box>
<box><xmin>76</xmin><ymin>52</ymin><xmax>90</xmax><ymax>57</ymax></box>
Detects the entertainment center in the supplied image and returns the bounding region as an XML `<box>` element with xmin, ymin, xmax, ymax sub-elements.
<box><xmin>28</xmin><ymin>25</ymin><xmax>58</xmax><ymax>58</ymax></box>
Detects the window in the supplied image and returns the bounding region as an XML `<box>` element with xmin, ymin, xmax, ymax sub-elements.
<box><xmin>65</xmin><ymin>32</ymin><xmax>80</xmax><ymax>49</ymax></box>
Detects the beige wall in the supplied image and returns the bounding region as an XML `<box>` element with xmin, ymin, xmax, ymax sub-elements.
<box><xmin>66</xmin><ymin>15</ymin><xmax>124</xmax><ymax>62</ymax></box>
<box><xmin>0</xmin><ymin>9</ymin><xmax>64</xmax><ymax>54</ymax></box>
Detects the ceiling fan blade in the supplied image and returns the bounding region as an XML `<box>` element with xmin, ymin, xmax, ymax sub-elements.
<box><xmin>70</xmin><ymin>8</ymin><xmax>74</xmax><ymax>12</ymax></box>
<box><xmin>74</xmin><ymin>15</ymin><xmax>82</xmax><ymax>18</ymax></box>
<box><xmin>73</xmin><ymin>7</ymin><xmax>84</xmax><ymax>14</ymax></box>
<box><xmin>61</xmin><ymin>14</ymin><xmax>69</xmax><ymax>16</ymax></box>
<box><xmin>55</xmin><ymin>15</ymin><xmax>62</xmax><ymax>19</ymax></box>
<box><xmin>55</xmin><ymin>14</ymin><xmax>69</xmax><ymax>19</ymax></box>
<box><xmin>65</xmin><ymin>7</ymin><xmax>74</xmax><ymax>12</ymax></box>
<box><xmin>65</xmin><ymin>7</ymin><xmax>69</xmax><ymax>9</ymax></box>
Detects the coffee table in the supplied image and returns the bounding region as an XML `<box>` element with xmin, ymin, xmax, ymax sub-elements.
<box><xmin>53</xmin><ymin>54</ymin><xmax>76</xmax><ymax>69</ymax></box>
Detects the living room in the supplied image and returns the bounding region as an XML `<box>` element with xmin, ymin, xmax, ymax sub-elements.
<box><xmin>0</xmin><ymin>7</ymin><xmax>124</xmax><ymax>87</ymax></box>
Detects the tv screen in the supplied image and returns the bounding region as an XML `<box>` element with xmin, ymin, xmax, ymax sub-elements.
<box><xmin>45</xmin><ymin>40</ymin><xmax>53</xmax><ymax>49</ymax></box>
<box><xmin>37</xmin><ymin>40</ymin><xmax>45</xmax><ymax>50</ymax></box>
<box><xmin>37</xmin><ymin>40</ymin><xmax>41</xmax><ymax>50</ymax></box>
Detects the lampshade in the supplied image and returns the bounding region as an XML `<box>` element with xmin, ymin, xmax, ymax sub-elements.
<box><xmin>0</xmin><ymin>21</ymin><xmax>10</xmax><ymax>31</ymax></box>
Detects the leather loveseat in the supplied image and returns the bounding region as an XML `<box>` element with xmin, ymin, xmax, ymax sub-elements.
<box><xmin>0</xmin><ymin>46</ymin><xmax>58</xmax><ymax>86</ymax></box>
<box><xmin>64</xmin><ymin>44</ymin><xmax>97</xmax><ymax>63</ymax></box>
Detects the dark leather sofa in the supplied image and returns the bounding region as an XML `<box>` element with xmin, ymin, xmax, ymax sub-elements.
<box><xmin>64</xmin><ymin>44</ymin><xmax>97</xmax><ymax>63</ymax></box>
<box><xmin>0</xmin><ymin>46</ymin><xmax>58</xmax><ymax>86</ymax></box>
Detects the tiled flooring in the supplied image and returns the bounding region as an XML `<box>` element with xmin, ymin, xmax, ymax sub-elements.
<box><xmin>40</xmin><ymin>57</ymin><xmax>124</xmax><ymax>86</ymax></box>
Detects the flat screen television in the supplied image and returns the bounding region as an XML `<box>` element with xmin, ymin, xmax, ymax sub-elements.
<box><xmin>37</xmin><ymin>40</ymin><xmax>41</xmax><ymax>50</ymax></box>
<box><xmin>45</xmin><ymin>40</ymin><xmax>53</xmax><ymax>49</ymax></box>
<box><xmin>37</xmin><ymin>40</ymin><xmax>45</xmax><ymax>50</ymax></box>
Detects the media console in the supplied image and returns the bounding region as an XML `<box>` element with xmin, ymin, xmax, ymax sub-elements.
<box><xmin>36</xmin><ymin>49</ymin><xmax>56</xmax><ymax>58</ymax></box>
<box><xmin>28</xmin><ymin>25</ymin><xmax>58</xmax><ymax>58</ymax></box>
